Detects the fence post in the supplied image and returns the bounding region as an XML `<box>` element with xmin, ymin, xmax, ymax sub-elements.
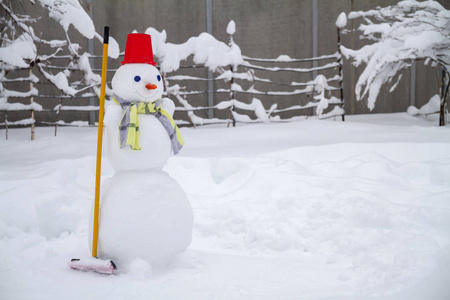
<box><xmin>161</xmin><ymin>72</ymin><xmax>167</xmax><ymax>92</ymax></box>
<box><xmin>86</xmin><ymin>0</ymin><xmax>96</xmax><ymax>126</ymax></box>
<box><xmin>312</xmin><ymin>0</ymin><xmax>318</xmax><ymax>80</ymax></box>
<box><xmin>337</xmin><ymin>26</ymin><xmax>345</xmax><ymax>121</ymax></box>
<box><xmin>55</xmin><ymin>96</ymin><xmax>63</xmax><ymax>136</ymax></box>
<box><xmin>410</xmin><ymin>60</ymin><xmax>416</xmax><ymax>109</ymax></box>
<box><xmin>206</xmin><ymin>0</ymin><xmax>214</xmax><ymax>119</ymax></box>
<box><xmin>29</xmin><ymin>68</ymin><xmax>36</xmax><ymax>139</ymax></box>
<box><xmin>440</xmin><ymin>68</ymin><xmax>449</xmax><ymax>126</ymax></box>
<box><xmin>5</xmin><ymin>112</ymin><xmax>8</xmax><ymax>140</ymax></box>
<box><xmin>227</xmin><ymin>65</ymin><xmax>236</xmax><ymax>127</ymax></box>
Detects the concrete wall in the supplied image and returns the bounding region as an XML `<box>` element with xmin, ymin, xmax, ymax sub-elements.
<box><xmin>91</xmin><ymin>0</ymin><xmax>448</xmax><ymax>117</ymax></box>
<box><xmin>6</xmin><ymin>0</ymin><xmax>449</xmax><ymax>124</ymax></box>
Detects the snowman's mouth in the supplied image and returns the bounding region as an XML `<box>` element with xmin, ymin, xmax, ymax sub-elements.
<box><xmin>136</xmin><ymin>90</ymin><xmax>157</xmax><ymax>99</ymax></box>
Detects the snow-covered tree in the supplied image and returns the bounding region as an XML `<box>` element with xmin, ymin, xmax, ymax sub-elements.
<box><xmin>340</xmin><ymin>0</ymin><xmax>449</xmax><ymax>125</ymax></box>
<box><xmin>0</xmin><ymin>0</ymin><xmax>119</xmax><ymax>138</ymax></box>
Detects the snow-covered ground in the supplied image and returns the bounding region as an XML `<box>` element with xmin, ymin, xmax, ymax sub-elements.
<box><xmin>1</xmin><ymin>113</ymin><xmax>450</xmax><ymax>300</ymax></box>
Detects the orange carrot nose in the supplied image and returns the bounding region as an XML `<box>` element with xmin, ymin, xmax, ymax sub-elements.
<box><xmin>145</xmin><ymin>83</ymin><xmax>157</xmax><ymax>90</ymax></box>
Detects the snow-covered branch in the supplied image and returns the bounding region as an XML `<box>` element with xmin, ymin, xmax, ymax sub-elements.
<box><xmin>341</xmin><ymin>0</ymin><xmax>450</xmax><ymax>110</ymax></box>
<box><xmin>1</xmin><ymin>0</ymin><xmax>121</xmax><ymax>136</ymax></box>
<box><xmin>145</xmin><ymin>27</ymin><xmax>244</xmax><ymax>73</ymax></box>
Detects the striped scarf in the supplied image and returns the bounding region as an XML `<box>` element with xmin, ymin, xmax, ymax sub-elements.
<box><xmin>112</xmin><ymin>94</ymin><xmax>184</xmax><ymax>154</ymax></box>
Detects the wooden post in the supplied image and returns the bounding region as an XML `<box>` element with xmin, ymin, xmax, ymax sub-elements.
<box><xmin>161</xmin><ymin>72</ymin><xmax>167</xmax><ymax>92</ymax></box>
<box><xmin>337</xmin><ymin>26</ymin><xmax>345</xmax><ymax>122</ymax></box>
<box><xmin>55</xmin><ymin>97</ymin><xmax>63</xmax><ymax>136</ymax></box>
<box><xmin>29</xmin><ymin>68</ymin><xmax>35</xmax><ymax>139</ymax></box>
<box><xmin>439</xmin><ymin>68</ymin><xmax>449</xmax><ymax>127</ymax></box>
<box><xmin>5</xmin><ymin>112</ymin><xmax>8</xmax><ymax>140</ymax></box>
<box><xmin>206</xmin><ymin>0</ymin><xmax>214</xmax><ymax>119</ymax></box>
<box><xmin>227</xmin><ymin>65</ymin><xmax>236</xmax><ymax>128</ymax></box>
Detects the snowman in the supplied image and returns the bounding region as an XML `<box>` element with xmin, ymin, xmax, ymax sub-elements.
<box><xmin>89</xmin><ymin>33</ymin><xmax>193</xmax><ymax>268</ymax></box>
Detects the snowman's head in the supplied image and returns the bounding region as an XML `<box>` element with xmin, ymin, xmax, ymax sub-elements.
<box><xmin>112</xmin><ymin>63</ymin><xmax>164</xmax><ymax>103</ymax></box>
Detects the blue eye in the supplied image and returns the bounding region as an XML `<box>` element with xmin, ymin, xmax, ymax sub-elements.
<box><xmin>157</xmin><ymin>75</ymin><xmax>161</xmax><ymax>82</ymax></box>
<box><xmin>134</xmin><ymin>76</ymin><xmax>141</xmax><ymax>82</ymax></box>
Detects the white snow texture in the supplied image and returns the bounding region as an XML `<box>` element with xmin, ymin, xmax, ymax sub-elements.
<box><xmin>89</xmin><ymin>170</ymin><xmax>193</xmax><ymax>267</ymax></box>
<box><xmin>335</xmin><ymin>12</ymin><xmax>347</xmax><ymax>28</ymax></box>
<box><xmin>38</xmin><ymin>0</ymin><xmax>95</xmax><ymax>38</ymax></box>
<box><xmin>1</xmin><ymin>113</ymin><xmax>450</xmax><ymax>299</ymax></box>
<box><xmin>144</xmin><ymin>27</ymin><xmax>244</xmax><ymax>73</ymax></box>
<box><xmin>96</xmin><ymin>61</ymin><xmax>193</xmax><ymax>267</ymax></box>
<box><xmin>0</xmin><ymin>36</ymin><xmax>36</xmax><ymax>69</ymax></box>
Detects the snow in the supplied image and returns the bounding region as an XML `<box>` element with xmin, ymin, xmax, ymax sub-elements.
<box><xmin>318</xmin><ymin>106</ymin><xmax>345</xmax><ymax>120</ymax></box>
<box><xmin>77</xmin><ymin>53</ymin><xmax>101</xmax><ymax>86</ymax></box>
<box><xmin>407</xmin><ymin>94</ymin><xmax>441</xmax><ymax>116</ymax></box>
<box><xmin>107</xmin><ymin>36</ymin><xmax>120</xmax><ymax>59</ymax></box>
<box><xmin>1</xmin><ymin>113</ymin><xmax>449</xmax><ymax>299</ymax></box>
<box><xmin>215</xmin><ymin>98</ymin><xmax>271</xmax><ymax>123</ymax></box>
<box><xmin>244</xmin><ymin>53</ymin><xmax>340</xmax><ymax>63</ymax></box>
<box><xmin>1</xmin><ymin>87</ymin><xmax>38</xmax><ymax>98</ymax></box>
<box><xmin>111</xmin><ymin>63</ymin><xmax>164</xmax><ymax>103</ymax></box>
<box><xmin>0</xmin><ymin>97</ymin><xmax>43</xmax><ymax>111</ymax></box>
<box><xmin>0</xmin><ymin>117</ymin><xmax>35</xmax><ymax>126</ymax></box>
<box><xmin>55</xmin><ymin>120</ymin><xmax>90</xmax><ymax>126</ymax></box>
<box><xmin>89</xmin><ymin>170</ymin><xmax>193</xmax><ymax>267</ymax></box>
<box><xmin>226</xmin><ymin>20</ymin><xmax>236</xmax><ymax>35</ymax></box>
<box><xmin>94</xmin><ymin>32</ymin><xmax>120</xmax><ymax>59</ymax></box>
<box><xmin>38</xmin><ymin>0</ymin><xmax>95</xmax><ymax>39</ymax></box>
<box><xmin>107</xmin><ymin>63</ymin><xmax>176</xmax><ymax>168</ymax></box>
<box><xmin>243</xmin><ymin>60</ymin><xmax>340</xmax><ymax>73</ymax></box>
<box><xmin>38</xmin><ymin>69</ymin><xmax>77</xmax><ymax>96</ymax></box>
<box><xmin>97</xmin><ymin>59</ymin><xmax>193</xmax><ymax>266</ymax></box>
<box><xmin>144</xmin><ymin>27</ymin><xmax>244</xmax><ymax>73</ymax></box>
<box><xmin>335</xmin><ymin>12</ymin><xmax>347</xmax><ymax>29</ymax></box>
<box><xmin>1</xmin><ymin>73</ymin><xmax>39</xmax><ymax>83</ymax></box>
<box><xmin>341</xmin><ymin>0</ymin><xmax>450</xmax><ymax>111</ymax></box>
<box><xmin>54</xmin><ymin>105</ymin><xmax>99</xmax><ymax>111</ymax></box>
<box><xmin>313</xmin><ymin>74</ymin><xmax>332</xmax><ymax>116</ymax></box>
<box><xmin>275</xmin><ymin>54</ymin><xmax>292</xmax><ymax>61</ymax></box>
<box><xmin>0</xmin><ymin>37</ymin><xmax>37</xmax><ymax>69</ymax></box>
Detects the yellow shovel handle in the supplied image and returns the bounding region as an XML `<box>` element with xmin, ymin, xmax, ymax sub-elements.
<box><xmin>92</xmin><ymin>26</ymin><xmax>109</xmax><ymax>258</ymax></box>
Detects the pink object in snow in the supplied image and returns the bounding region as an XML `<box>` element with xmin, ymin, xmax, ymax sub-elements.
<box><xmin>68</xmin><ymin>258</ymin><xmax>116</xmax><ymax>275</ymax></box>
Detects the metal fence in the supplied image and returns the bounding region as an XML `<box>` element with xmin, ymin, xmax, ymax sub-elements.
<box><xmin>0</xmin><ymin>27</ymin><xmax>345</xmax><ymax>139</ymax></box>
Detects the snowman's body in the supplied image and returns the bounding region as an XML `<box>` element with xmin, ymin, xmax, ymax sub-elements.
<box><xmin>92</xmin><ymin>170</ymin><xmax>192</xmax><ymax>267</ymax></box>
<box><xmin>89</xmin><ymin>51</ymin><xmax>193</xmax><ymax>267</ymax></box>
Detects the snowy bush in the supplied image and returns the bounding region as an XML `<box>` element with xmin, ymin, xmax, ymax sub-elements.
<box><xmin>340</xmin><ymin>0</ymin><xmax>449</xmax><ymax>124</ymax></box>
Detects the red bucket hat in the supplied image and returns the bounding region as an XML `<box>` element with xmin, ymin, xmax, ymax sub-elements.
<box><xmin>121</xmin><ymin>33</ymin><xmax>157</xmax><ymax>66</ymax></box>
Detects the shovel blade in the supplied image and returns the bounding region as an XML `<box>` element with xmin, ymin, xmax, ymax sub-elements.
<box><xmin>68</xmin><ymin>258</ymin><xmax>116</xmax><ymax>275</ymax></box>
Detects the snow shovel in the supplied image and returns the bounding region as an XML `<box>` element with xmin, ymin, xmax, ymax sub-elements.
<box><xmin>68</xmin><ymin>26</ymin><xmax>116</xmax><ymax>275</ymax></box>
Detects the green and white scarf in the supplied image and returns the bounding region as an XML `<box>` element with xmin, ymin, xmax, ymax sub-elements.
<box><xmin>112</xmin><ymin>94</ymin><xmax>184</xmax><ymax>154</ymax></box>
